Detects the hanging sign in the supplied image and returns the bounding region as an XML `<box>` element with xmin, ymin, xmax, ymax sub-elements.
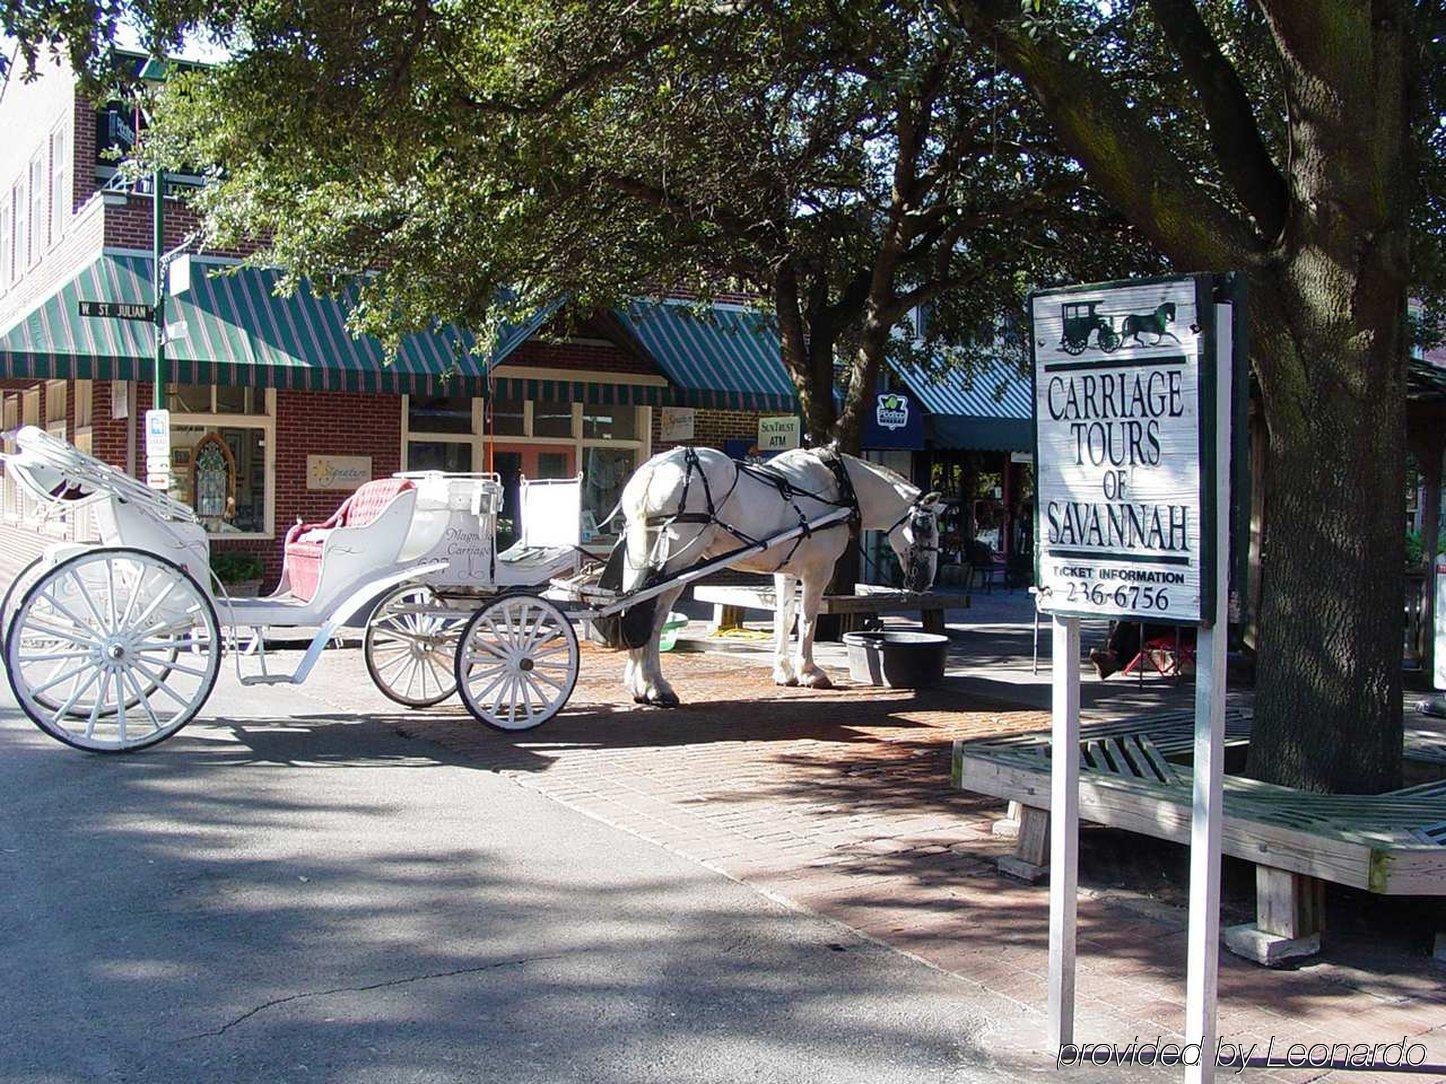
<box><xmin>144</xmin><ymin>408</ymin><xmax>171</xmax><ymax>491</ymax></box>
<box><xmin>79</xmin><ymin>300</ymin><xmax>155</xmax><ymax>321</ymax></box>
<box><xmin>861</xmin><ymin>390</ymin><xmax>925</xmax><ymax>450</ymax></box>
<box><xmin>757</xmin><ymin>415</ymin><xmax>801</xmax><ymax>452</ymax></box>
<box><xmin>659</xmin><ymin>406</ymin><xmax>695</xmax><ymax>442</ymax></box>
<box><xmin>307</xmin><ymin>455</ymin><xmax>372</xmax><ymax>491</ymax></box>
<box><xmin>168</xmin><ymin>253</ymin><xmax>194</xmax><ymax>298</ymax></box>
<box><xmin>110</xmin><ymin>380</ymin><xmax>131</xmax><ymax>419</ymax></box>
<box><xmin>1030</xmin><ymin>275</ymin><xmax>1217</xmax><ymax>625</ymax></box>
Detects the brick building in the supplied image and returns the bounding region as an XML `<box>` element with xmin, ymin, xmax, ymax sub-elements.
<box><xmin>0</xmin><ymin>53</ymin><xmax>798</xmax><ymax>584</ymax></box>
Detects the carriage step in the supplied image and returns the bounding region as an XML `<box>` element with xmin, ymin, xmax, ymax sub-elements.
<box><xmin>238</xmin><ymin>674</ymin><xmax>300</xmax><ymax>686</ymax></box>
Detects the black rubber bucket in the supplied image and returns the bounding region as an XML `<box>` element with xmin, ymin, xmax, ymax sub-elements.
<box><xmin>842</xmin><ymin>630</ymin><xmax>949</xmax><ymax>689</ymax></box>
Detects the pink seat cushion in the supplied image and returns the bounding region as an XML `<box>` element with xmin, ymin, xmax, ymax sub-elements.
<box><xmin>283</xmin><ymin>478</ymin><xmax>413</xmax><ymax>601</ymax></box>
<box><xmin>341</xmin><ymin>478</ymin><xmax>413</xmax><ymax>528</ymax></box>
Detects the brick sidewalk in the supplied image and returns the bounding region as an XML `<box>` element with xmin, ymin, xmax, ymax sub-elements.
<box><xmin>368</xmin><ymin>645</ymin><xmax>1445</xmax><ymax>1084</ymax></box>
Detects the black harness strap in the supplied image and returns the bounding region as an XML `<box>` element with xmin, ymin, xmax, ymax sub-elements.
<box><xmin>636</xmin><ymin>445</ymin><xmax>864</xmax><ymax>576</ymax></box>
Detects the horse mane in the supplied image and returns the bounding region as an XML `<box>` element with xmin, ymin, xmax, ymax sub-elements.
<box><xmin>837</xmin><ymin>449</ymin><xmax>914</xmax><ymax>491</ymax></box>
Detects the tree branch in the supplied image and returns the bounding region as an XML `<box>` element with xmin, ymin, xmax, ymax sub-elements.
<box><xmin>940</xmin><ymin>0</ymin><xmax>1265</xmax><ymax>268</ymax></box>
<box><xmin>1147</xmin><ymin>0</ymin><xmax>1287</xmax><ymax>237</ymax></box>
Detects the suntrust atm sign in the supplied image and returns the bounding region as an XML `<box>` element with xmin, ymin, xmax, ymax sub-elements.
<box><xmin>1030</xmin><ymin>275</ymin><xmax>1220</xmax><ymax>625</ymax></box>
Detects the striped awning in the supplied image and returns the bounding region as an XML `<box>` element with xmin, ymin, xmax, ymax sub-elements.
<box><xmin>490</xmin><ymin>375</ymin><xmax>669</xmax><ymax>406</ymax></box>
<box><xmin>890</xmin><ymin>355</ymin><xmax>1034</xmax><ymax>451</ymax></box>
<box><xmin>0</xmin><ymin>254</ymin><xmax>556</xmax><ymax>394</ymax></box>
<box><xmin>616</xmin><ymin>300</ymin><xmax>799</xmax><ymax>412</ymax></box>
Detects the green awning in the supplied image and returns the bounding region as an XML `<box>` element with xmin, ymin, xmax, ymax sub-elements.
<box><xmin>490</xmin><ymin>376</ymin><xmax>669</xmax><ymax>406</ymax></box>
<box><xmin>0</xmin><ymin>254</ymin><xmax>556</xmax><ymax>394</ymax></box>
<box><xmin>615</xmin><ymin>300</ymin><xmax>799</xmax><ymax>412</ymax></box>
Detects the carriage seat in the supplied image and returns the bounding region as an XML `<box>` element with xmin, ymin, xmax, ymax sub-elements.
<box><xmin>283</xmin><ymin>477</ymin><xmax>415</xmax><ymax>601</ymax></box>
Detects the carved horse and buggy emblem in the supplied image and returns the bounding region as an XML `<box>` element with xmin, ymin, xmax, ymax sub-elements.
<box><xmin>1057</xmin><ymin>299</ymin><xmax>1183</xmax><ymax>355</ymax></box>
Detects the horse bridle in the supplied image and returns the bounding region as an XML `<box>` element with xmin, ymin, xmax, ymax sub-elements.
<box><xmin>887</xmin><ymin>498</ymin><xmax>941</xmax><ymax>592</ymax></box>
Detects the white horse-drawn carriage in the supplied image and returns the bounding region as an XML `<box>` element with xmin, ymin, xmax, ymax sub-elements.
<box><xmin>0</xmin><ymin>425</ymin><xmax>593</xmax><ymax>751</ymax></box>
<box><xmin>1</xmin><ymin>426</ymin><xmax>928</xmax><ymax>754</ymax></box>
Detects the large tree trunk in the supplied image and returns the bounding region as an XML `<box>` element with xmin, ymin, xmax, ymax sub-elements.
<box><xmin>1246</xmin><ymin>275</ymin><xmax>1407</xmax><ymax>794</ymax></box>
<box><xmin>1243</xmin><ymin>2</ymin><xmax>1411</xmax><ymax>794</ymax></box>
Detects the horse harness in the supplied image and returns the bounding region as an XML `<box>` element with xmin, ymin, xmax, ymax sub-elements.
<box><xmin>642</xmin><ymin>447</ymin><xmax>861</xmax><ymax>573</ymax></box>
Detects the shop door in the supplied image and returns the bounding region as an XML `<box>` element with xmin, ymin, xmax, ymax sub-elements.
<box><xmin>490</xmin><ymin>444</ymin><xmax>575</xmax><ymax>548</ymax></box>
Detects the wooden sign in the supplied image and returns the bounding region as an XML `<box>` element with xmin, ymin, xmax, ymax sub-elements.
<box><xmin>659</xmin><ymin>406</ymin><xmax>695</xmax><ymax>442</ymax></box>
<box><xmin>1030</xmin><ymin>275</ymin><xmax>1217</xmax><ymax>625</ymax></box>
<box><xmin>306</xmin><ymin>454</ymin><xmax>372</xmax><ymax>491</ymax></box>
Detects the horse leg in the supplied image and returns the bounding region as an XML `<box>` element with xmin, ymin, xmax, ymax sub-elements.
<box><xmin>624</xmin><ymin>650</ymin><xmax>646</xmax><ymax>703</ymax></box>
<box><xmin>638</xmin><ymin>584</ymin><xmax>684</xmax><ymax>706</ymax></box>
<box><xmin>773</xmin><ymin>573</ymin><xmax>798</xmax><ymax>686</ymax></box>
<box><xmin>794</xmin><ymin>571</ymin><xmax>834</xmax><ymax>689</ymax></box>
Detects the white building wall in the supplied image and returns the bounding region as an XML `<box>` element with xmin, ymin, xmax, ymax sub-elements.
<box><xmin>0</xmin><ymin>55</ymin><xmax>78</xmax><ymax>315</ymax></box>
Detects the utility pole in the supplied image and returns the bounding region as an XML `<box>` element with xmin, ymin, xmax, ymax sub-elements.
<box><xmin>152</xmin><ymin>169</ymin><xmax>166</xmax><ymax>409</ymax></box>
<box><xmin>143</xmin><ymin>169</ymin><xmax>172</xmax><ymax>492</ymax></box>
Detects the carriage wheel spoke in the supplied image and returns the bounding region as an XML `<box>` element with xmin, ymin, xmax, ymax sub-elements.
<box><xmin>18</xmin><ymin>649</ymin><xmax>92</xmax><ymax>663</ymax></box>
<box><xmin>70</xmin><ymin>570</ymin><xmax>114</xmax><ymax>634</ymax></box>
<box><xmin>117</xmin><ymin>564</ymin><xmax>150</xmax><ymax>629</ymax></box>
<box><xmin>130</xmin><ymin>578</ymin><xmax>178</xmax><ymax>630</ymax></box>
<box><xmin>37</xmin><ymin>589</ymin><xmax>97</xmax><ymax>637</ymax></box>
<box><xmin>30</xmin><ymin>658</ymin><xmax>102</xmax><ymax>698</ymax></box>
<box><xmin>130</xmin><ymin>659</ymin><xmax>193</xmax><ymax>712</ymax></box>
<box><xmin>49</xmin><ymin>668</ymin><xmax>101</xmax><ymax>723</ymax></box>
<box><xmin>122</xmin><ymin>668</ymin><xmax>165</xmax><ymax>733</ymax></box>
<box><xmin>85</xmin><ymin>670</ymin><xmax>113</xmax><ymax>739</ymax></box>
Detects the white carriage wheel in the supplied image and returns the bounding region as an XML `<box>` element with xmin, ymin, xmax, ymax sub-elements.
<box><xmin>454</xmin><ymin>594</ymin><xmax>579</xmax><ymax>732</ymax></box>
<box><xmin>4</xmin><ymin>548</ymin><xmax>221</xmax><ymax>753</ymax></box>
<box><xmin>3</xmin><ymin>554</ymin><xmax>179</xmax><ymax>720</ymax></box>
<box><xmin>364</xmin><ymin>584</ymin><xmax>465</xmax><ymax>708</ymax></box>
<box><xmin>0</xmin><ymin>553</ymin><xmax>46</xmax><ymax>655</ymax></box>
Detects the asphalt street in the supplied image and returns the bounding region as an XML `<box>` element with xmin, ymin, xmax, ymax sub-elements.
<box><xmin>0</xmin><ymin>653</ymin><xmax>1066</xmax><ymax>1084</ymax></box>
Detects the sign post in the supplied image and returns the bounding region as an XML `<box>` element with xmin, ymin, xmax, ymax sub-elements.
<box><xmin>152</xmin><ymin>169</ymin><xmax>167</xmax><ymax>414</ymax></box>
<box><xmin>1183</xmin><ymin>303</ymin><xmax>1233</xmax><ymax>1084</ymax></box>
<box><xmin>1030</xmin><ymin>275</ymin><xmax>1236</xmax><ymax>1081</ymax></box>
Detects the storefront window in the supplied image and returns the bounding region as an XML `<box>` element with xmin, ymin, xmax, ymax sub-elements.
<box><xmin>44</xmin><ymin>380</ymin><xmax>66</xmax><ymax>436</ymax></box>
<box><xmin>490</xmin><ymin>396</ymin><xmax>525</xmax><ymax>437</ymax></box>
<box><xmin>408</xmin><ymin>391</ymin><xmax>473</xmax><ymax>434</ymax></box>
<box><xmin>581</xmin><ymin>446</ymin><xmax>636</xmax><ymax>542</ymax></box>
<box><xmin>408</xmin><ymin>441</ymin><xmax>473</xmax><ymax>472</ymax></box>
<box><xmin>170</xmin><ymin>386</ymin><xmax>275</xmax><ymax>537</ymax></box>
<box><xmin>532</xmin><ymin>398</ymin><xmax>574</xmax><ymax>438</ymax></box>
<box><xmin>169</xmin><ymin>384</ymin><xmax>214</xmax><ymax>414</ymax></box>
<box><xmin>214</xmin><ymin>385</ymin><xmax>268</xmax><ymax>415</ymax></box>
<box><xmin>171</xmin><ymin>425</ymin><xmax>267</xmax><ymax>534</ymax></box>
<box><xmin>582</xmin><ymin>405</ymin><xmax>638</xmax><ymax>441</ymax></box>
<box><xmin>537</xmin><ymin>451</ymin><xmax>572</xmax><ymax>478</ymax></box>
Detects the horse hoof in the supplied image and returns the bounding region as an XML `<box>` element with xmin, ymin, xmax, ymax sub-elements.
<box><xmin>650</xmin><ymin>691</ymin><xmax>680</xmax><ymax>708</ymax></box>
<box><xmin>800</xmin><ymin>671</ymin><xmax>834</xmax><ymax>690</ymax></box>
<box><xmin>633</xmin><ymin>694</ymin><xmax>649</xmax><ymax>705</ymax></box>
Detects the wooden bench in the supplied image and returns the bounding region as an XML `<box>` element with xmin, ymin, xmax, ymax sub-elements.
<box><xmin>953</xmin><ymin>708</ymin><xmax>1446</xmax><ymax>965</ymax></box>
<box><xmin>693</xmin><ymin>582</ymin><xmax>970</xmax><ymax>636</ymax></box>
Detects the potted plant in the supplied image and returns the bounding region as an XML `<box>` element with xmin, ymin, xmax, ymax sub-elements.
<box><xmin>211</xmin><ymin>551</ymin><xmax>266</xmax><ymax>596</ymax></box>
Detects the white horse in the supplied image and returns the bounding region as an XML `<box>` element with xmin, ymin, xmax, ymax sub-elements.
<box><xmin>603</xmin><ymin>445</ymin><xmax>942</xmax><ymax>706</ymax></box>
